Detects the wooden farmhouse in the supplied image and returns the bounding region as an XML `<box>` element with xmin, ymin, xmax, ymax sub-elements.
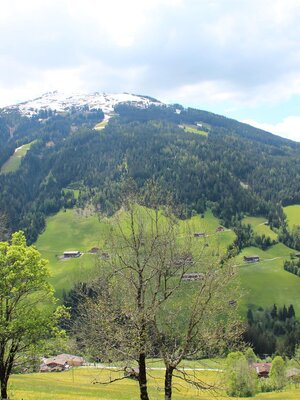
<box><xmin>63</xmin><ymin>250</ymin><xmax>81</xmax><ymax>258</ymax></box>
<box><xmin>40</xmin><ymin>354</ymin><xmax>84</xmax><ymax>372</ymax></box>
<box><xmin>182</xmin><ymin>272</ymin><xmax>204</xmax><ymax>282</ymax></box>
<box><xmin>287</xmin><ymin>368</ymin><xmax>300</xmax><ymax>383</ymax></box>
<box><xmin>244</xmin><ymin>255</ymin><xmax>260</xmax><ymax>263</ymax></box>
<box><xmin>101</xmin><ymin>251</ymin><xmax>110</xmax><ymax>260</ymax></box>
<box><xmin>194</xmin><ymin>232</ymin><xmax>205</xmax><ymax>238</ymax></box>
<box><xmin>252</xmin><ymin>362</ymin><xmax>272</xmax><ymax>378</ymax></box>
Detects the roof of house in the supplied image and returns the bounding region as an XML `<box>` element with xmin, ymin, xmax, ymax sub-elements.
<box><xmin>43</xmin><ymin>354</ymin><xmax>84</xmax><ymax>366</ymax></box>
<box><xmin>182</xmin><ymin>272</ymin><xmax>204</xmax><ymax>281</ymax></box>
<box><xmin>287</xmin><ymin>368</ymin><xmax>300</xmax><ymax>378</ymax></box>
<box><xmin>253</xmin><ymin>362</ymin><xmax>272</xmax><ymax>374</ymax></box>
<box><xmin>43</xmin><ymin>357</ymin><xmax>66</xmax><ymax>366</ymax></box>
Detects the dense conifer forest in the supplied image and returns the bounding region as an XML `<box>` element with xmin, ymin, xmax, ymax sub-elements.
<box><xmin>1</xmin><ymin>102</ymin><xmax>300</xmax><ymax>243</ymax></box>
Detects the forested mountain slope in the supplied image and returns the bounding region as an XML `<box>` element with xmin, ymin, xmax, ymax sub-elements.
<box><xmin>0</xmin><ymin>93</ymin><xmax>300</xmax><ymax>243</ymax></box>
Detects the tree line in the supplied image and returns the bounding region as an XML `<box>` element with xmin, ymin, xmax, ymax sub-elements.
<box><xmin>245</xmin><ymin>304</ymin><xmax>299</xmax><ymax>356</ymax></box>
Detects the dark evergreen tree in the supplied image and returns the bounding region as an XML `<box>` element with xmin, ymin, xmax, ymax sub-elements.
<box><xmin>288</xmin><ymin>304</ymin><xmax>296</xmax><ymax>319</ymax></box>
<box><xmin>271</xmin><ymin>304</ymin><xmax>278</xmax><ymax>319</ymax></box>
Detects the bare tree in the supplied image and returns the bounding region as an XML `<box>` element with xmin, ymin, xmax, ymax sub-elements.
<box><xmin>151</xmin><ymin>252</ymin><xmax>243</xmax><ymax>400</ymax></box>
<box><xmin>75</xmin><ymin>194</ymin><xmax>243</xmax><ymax>400</ymax></box>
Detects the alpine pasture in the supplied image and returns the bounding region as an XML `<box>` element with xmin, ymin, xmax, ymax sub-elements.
<box><xmin>284</xmin><ymin>205</ymin><xmax>300</xmax><ymax>229</ymax></box>
<box><xmin>35</xmin><ymin>207</ymin><xmax>235</xmax><ymax>299</ymax></box>
<box><xmin>35</xmin><ymin>206</ymin><xmax>300</xmax><ymax>316</ymax></box>
<box><xmin>0</xmin><ymin>141</ymin><xmax>35</xmax><ymax>174</ymax></box>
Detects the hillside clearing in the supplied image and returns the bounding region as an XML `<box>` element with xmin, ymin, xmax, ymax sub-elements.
<box><xmin>242</xmin><ymin>216</ymin><xmax>278</xmax><ymax>240</ymax></box>
<box><xmin>94</xmin><ymin>118</ymin><xmax>109</xmax><ymax>130</ymax></box>
<box><xmin>0</xmin><ymin>141</ymin><xmax>35</xmax><ymax>174</ymax></box>
<box><xmin>284</xmin><ymin>204</ymin><xmax>300</xmax><ymax>229</ymax></box>
<box><xmin>179</xmin><ymin>123</ymin><xmax>208</xmax><ymax>136</ymax></box>
<box><xmin>238</xmin><ymin>244</ymin><xmax>300</xmax><ymax>315</ymax></box>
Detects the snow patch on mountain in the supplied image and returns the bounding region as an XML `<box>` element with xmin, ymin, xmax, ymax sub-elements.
<box><xmin>3</xmin><ymin>91</ymin><xmax>162</xmax><ymax>118</ymax></box>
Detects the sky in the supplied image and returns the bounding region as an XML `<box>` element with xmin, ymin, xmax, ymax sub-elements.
<box><xmin>1</xmin><ymin>0</ymin><xmax>300</xmax><ymax>141</ymax></box>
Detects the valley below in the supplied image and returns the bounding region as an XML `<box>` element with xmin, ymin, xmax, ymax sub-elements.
<box><xmin>1</xmin><ymin>92</ymin><xmax>300</xmax><ymax>399</ymax></box>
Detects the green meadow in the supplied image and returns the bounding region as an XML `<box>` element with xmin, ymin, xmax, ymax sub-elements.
<box><xmin>19</xmin><ymin>205</ymin><xmax>300</xmax><ymax>399</ymax></box>
<box><xmin>9</xmin><ymin>368</ymin><xmax>300</xmax><ymax>400</ymax></box>
<box><xmin>35</xmin><ymin>204</ymin><xmax>300</xmax><ymax>315</ymax></box>
<box><xmin>179</xmin><ymin>123</ymin><xmax>208</xmax><ymax>136</ymax></box>
<box><xmin>284</xmin><ymin>205</ymin><xmax>300</xmax><ymax>229</ymax></box>
<box><xmin>238</xmin><ymin>215</ymin><xmax>300</xmax><ymax>314</ymax></box>
<box><xmin>238</xmin><ymin>243</ymin><xmax>300</xmax><ymax>315</ymax></box>
<box><xmin>0</xmin><ymin>141</ymin><xmax>35</xmax><ymax>174</ymax></box>
<box><xmin>35</xmin><ymin>209</ymin><xmax>112</xmax><ymax>298</ymax></box>
<box><xmin>242</xmin><ymin>216</ymin><xmax>278</xmax><ymax>240</ymax></box>
<box><xmin>35</xmin><ymin>208</ymin><xmax>235</xmax><ymax>299</ymax></box>
<box><xmin>94</xmin><ymin>119</ymin><xmax>109</xmax><ymax>130</ymax></box>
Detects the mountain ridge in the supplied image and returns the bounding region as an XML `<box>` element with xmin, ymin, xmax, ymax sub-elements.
<box><xmin>2</xmin><ymin>90</ymin><xmax>298</xmax><ymax>148</ymax></box>
<box><xmin>0</xmin><ymin>92</ymin><xmax>300</xmax><ymax>244</ymax></box>
<box><xmin>2</xmin><ymin>91</ymin><xmax>162</xmax><ymax>118</ymax></box>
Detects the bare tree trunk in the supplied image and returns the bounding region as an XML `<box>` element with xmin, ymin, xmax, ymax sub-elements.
<box><xmin>138</xmin><ymin>353</ymin><xmax>149</xmax><ymax>400</ymax></box>
<box><xmin>164</xmin><ymin>365</ymin><xmax>174</xmax><ymax>400</ymax></box>
<box><xmin>0</xmin><ymin>375</ymin><xmax>8</xmax><ymax>400</ymax></box>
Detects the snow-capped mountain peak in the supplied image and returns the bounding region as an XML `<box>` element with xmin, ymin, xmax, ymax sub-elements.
<box><xmin>4</xmin><ymin>91</ymin><xmax>162</xmax><ymax>118</ymax></box>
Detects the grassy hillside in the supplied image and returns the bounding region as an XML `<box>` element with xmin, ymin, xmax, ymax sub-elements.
<box><xmin>9</xmin><ymin>368</ymin><xmax>300</xmax><ymax>399</ymax></box>
<box><xmin>284</xmin><ymin>205</ymin><xmax>300</xmax><ymax>228</ymax></box>
<box><xmin>36</xmin><ymin>206</ymin><xmax>300</xmax><ymax>317</ymax></box>
<box><xmin>35</xmin><ymin>209</ymin><xmax>111</xmax><ymax>298</ymax></box>
<box><xmin>35</xmin><ymin>208</ymin><xmax>235</xmax><ymax>299</ymax></box>
<box><xmin>238</xmin><ymin>243</ymin><xmax>300</xmax><ymax>315</ymax></box>
<box><xmin>242</xmin><ymin>216</ymin><xmax>278</xmax><ymax>240</ymax></box>
<box><xmin>179</xmin><ymin>123</ymin><xmax>208</xmax><ymax>136</ymax></box>
<box><xmin>0</xmin><ymin>141</ymin><xmax>35</xmax><ymax>174</ymax></box>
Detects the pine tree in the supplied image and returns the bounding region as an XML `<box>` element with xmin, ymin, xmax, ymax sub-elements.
<box><xmin>247</xmin><ymin>309</ymin><xmax>254</xmax><ymax>325</ymax></box>
<box><xmin>288</xmin><ymin>304</ymin><xmax>296</xmax><ymax>319</ymax></box>
<box><xmin>270</xmin><ymin>304</ymin><xmax>277</xmax><ymax>319</ymax></box>
<box><xmin>283</xmin><ymin>305</ymin><xmax>288</xmax><ymax>321</ymax></box>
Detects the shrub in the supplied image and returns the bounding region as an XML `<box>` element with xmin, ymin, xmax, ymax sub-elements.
<box><xmin>259</xmin><ymin>378</ymin><xmax>275</xmax><ymax>392</ymax></box>
<box><xmin>225</xmin><ymin>352</ymin><xmax>258</xmax><ymax>397</ymax></box>
<box><xmin>270</xmin><ymin>356</ymin><xmax>287</xmax><ymax>390</ymax></box>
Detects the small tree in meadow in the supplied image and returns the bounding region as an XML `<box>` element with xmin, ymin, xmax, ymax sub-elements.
<box><xmin>225</xmin><ymin>352</ymin><xmax>258</xmax><ymax>397</ymax></box>
<box><xmin>245</xmin><ymin>347</ymin><xmax>257</xmax><ymax>364</ymax></box>
<box><xmin>269</xmin><ymin>356</ymin><xmax>286</xmax><ymax>390</ymax></box>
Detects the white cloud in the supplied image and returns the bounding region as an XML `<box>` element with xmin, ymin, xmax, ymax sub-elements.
<box><xmin>0</xmin><ymin>67</ymin><xmax>85</xmax><ymax>107</ymax></box>
<box><xmin>2</xmin><ymin>0</ymin><xmax>300</xmax><ymax>126</ymax></box>
<box><xmin>158</xmin><ymin>80</ymin><xmax>240</xmax><ymax>106</ymax></box>
<box><xmin>242</xmin><ymin>116</ymin><xmax>300</xmax><ymax>142</ymax></box>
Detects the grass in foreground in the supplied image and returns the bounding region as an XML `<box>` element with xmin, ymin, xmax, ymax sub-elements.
<box><xmin>9</xmin><ymin>368</ymin><xmax>220</xmax><ymax>400</ymax></box>
<box><xmin>9</xmin><ymin>368</ymin><xmax>300</xmax><ymax>400</ymax></box>
<box><xmin>0</xmin><ymin>141</ymin><xmax>35</xmax><ymax>174</ymax></box>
